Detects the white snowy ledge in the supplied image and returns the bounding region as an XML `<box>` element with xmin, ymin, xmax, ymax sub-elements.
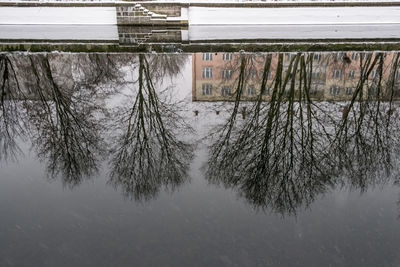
<box><xmin>1</xmin><ymin>6</ymin><xmax>400</xmax><ymax>25</ymax></box>
<box><xmin>188</xmin><ymin>7</ymin><xmax>400</xmax><ymax>25</ymax></box>
<box><xmin>0</xmin><ymin>7</ymin><xmax>116</xmax><ymax>24</ymax></box>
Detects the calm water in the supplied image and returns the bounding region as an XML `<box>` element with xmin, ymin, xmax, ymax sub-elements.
<box><xmin>1</xmin><ymin>51</ymin><xmax>400</xmax><ymax>266</ymax></box>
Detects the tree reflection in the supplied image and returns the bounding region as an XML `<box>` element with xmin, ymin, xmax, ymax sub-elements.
<box><xmin>147</xmin><ymin>53</ymin><xmax>188</xmax><ymax>83</ymax></box>
<box><xmin>206</xmin><ymin>52</ymin><xmax>400</xmax><ymax>215</ymax></box>
<box><xmin>3</xmin><ymin>51</ymin><xmax>400</xmax><ymax>207</ymax></box>
<box><xmin>0</xmin><ymin>54</ymin><xmax>27</xmax><ymax>161</ymax></box>
<box><xmin>330</xmin><ymin>52</ymin><xmax>400</xmax><ymax>189</ymax></box>
<box><xmin>24</xmin><ymin>54</ymin><xmax>105</xmax><ymax>187</ymax></box>
<box><xmin>1</xmin><ymin>52</ymin><xmax>191</xmax><ymax>198</ymax></box>
<box><xmin>109</xmin><ymin>54</ymin><xmax>193</xmax><ymax>201</ymax></box>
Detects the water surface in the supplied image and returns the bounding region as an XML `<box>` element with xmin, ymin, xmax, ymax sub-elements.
<box><xmin>1</xmin><ymin>51</ymin><xmax>400</xmax><ymax>266</ymax></box>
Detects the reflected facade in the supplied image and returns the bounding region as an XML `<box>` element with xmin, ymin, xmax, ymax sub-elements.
<box><xmin>193</xmin><ymin>52</ymin><xmax>400</xmax><ymax>101</ymax></box>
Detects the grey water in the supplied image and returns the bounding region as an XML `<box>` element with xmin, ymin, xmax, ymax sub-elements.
<box><xmin>1</xmin><ymin>51</ymin><xmax>400</xmax><ymax>266</ymax></box>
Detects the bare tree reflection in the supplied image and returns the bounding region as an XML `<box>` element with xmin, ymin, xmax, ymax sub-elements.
<box><xmin>206</xmin><ymin>53</ymin><xmax>333</xmax><ymax>214</ymax></box>
<box><xmin>25</xmin><ymin>54</ymin><xmax>105</xmax><ymax>187</ymax></box>
<box><xmin>0</xmin><ymin>54</ymin><xmax>27</xmax><ymax>161</ymax></box>
<box><xmin>67</xmin><ymin>53</ymin><xmax>125</xmax><ymax>92</ymax></box>
<box><xmin>330</xmin><ymin>52</ymin><xmax>400</xmax><ymax>189</ymax></box>
<box><xmin>206</xmin><ymin>52</ymin><xmax>400</xmax><ymax>215</ymax></box>
<box><xmin>1</xmin><ymin>52</ymin><xmax>190</xmax><ymax>195</ymax></box>
<box><xmin>109</xmin><ymin>54</ymin><xmax>193</xmax><ymax>201</ymax></box>
<box><xmin>147</xmin><ymin>53</ymin><xmax>188</xmax><ymax>83</ymax></box>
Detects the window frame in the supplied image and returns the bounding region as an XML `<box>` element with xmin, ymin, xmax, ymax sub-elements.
<box><xmin>202</xmin><ymin>83</ymin><xmax>212</xmax><ymax>95</ymax></box>
<box><xmin>332</xmin><ymin>69</ymin><xmax>343</xmax><ymax>79</ymax></box>
<box><xmin>202</xmin><ymin>53</ymin><xmax>213</xmax><ymax>61</ymax></box>
<box><xmin>330</xmin><ymin>85</ymin><xmax>341</xmax><ymax>96</ymax></box>
<box><xmin>222</xmin><ymin>53</ymin><xmax>233</xmax><ymax>61</ymax></box>
<box><xmin>221</xmin><ymin>86</ymin><xmax>232</xmax><ymax>96</ymax></box>
<box><xmin>202</xmin><ymin>67</ymin><xmax>213</xmax><ymax>78</ymax></box>
<box><xmin>221</xmin><ymin>69</ymin><xmax>233</xmax><ymax>79</ymax></box>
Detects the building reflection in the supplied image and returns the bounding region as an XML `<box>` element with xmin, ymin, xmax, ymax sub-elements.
<box><xmin>192</xmin><ymin>52</ymin><xmax>400</xmax><ymax>102</ymax></box>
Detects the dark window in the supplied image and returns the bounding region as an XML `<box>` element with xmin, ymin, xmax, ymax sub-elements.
<box><xmin>202</xmin><ymin>84</ymin><xmax>212</xmax><ymax>95</ymax></box>
<box><xmin>330</xmin><ymin>86</ymin><xmax>340</xmax><ymax>95</ymax></box>
<box><xmin>202</xmin><ymin>53</ymin><xmax>213</xmax><ymax>61</ymax></box>
<box><xmin>202</xmin><ymin>67</ymin><xmax>213</xmax><ymax>78</ymax></box>
<box><xmin>221</xmin><ymin>86</ymin><xmax>232</xmax><ymax>96</ymax></box>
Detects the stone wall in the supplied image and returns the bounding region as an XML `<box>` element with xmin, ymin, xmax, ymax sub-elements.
<box><xmin>116</xmin><ymin>4</ymin><xmax>167</xmax><ymax>25</ymax></box>
<box><xmin>116</xmin><ymin>3</ymin><xmax>186</xmax><ymax>26</ymax></box>
<box><xmin>118</xmin><ymin>26</ymin><xmax>182</xmax><ymax>44</ymax></box>
<box><xmin>141</xmin><ymin>4</ymin><xmax>181</xmax><ymax>17</ymax></box>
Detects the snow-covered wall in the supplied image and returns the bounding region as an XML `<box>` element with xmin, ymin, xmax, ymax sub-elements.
<box><xmin>189</xmin><ymin>6</ymin><xmax>400</xmax><ymax>25</ymax></box>
<box><xmin>0</xmin><ymin>7</ymin><xmax>116</xmax><ymax>24</ymax></box>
